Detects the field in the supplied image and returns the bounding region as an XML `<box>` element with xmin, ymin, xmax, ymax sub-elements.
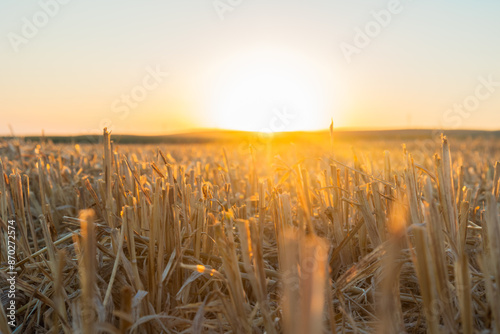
<box><xmin>1</xmin><ymin>129</ymin><xmax>500</xmax><ymax>333</ymax></box>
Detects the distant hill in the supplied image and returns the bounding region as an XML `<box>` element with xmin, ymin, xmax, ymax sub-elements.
<box><xmin>2</xmin><ymin>129</ymin><xmax>499</xmax><ymax>144</ymax></box>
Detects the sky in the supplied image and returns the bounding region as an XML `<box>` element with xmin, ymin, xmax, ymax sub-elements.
<box><xmin>1</xmin><ymin>0</ymin><xmax>499</xmax><ymax>135</ymax></box>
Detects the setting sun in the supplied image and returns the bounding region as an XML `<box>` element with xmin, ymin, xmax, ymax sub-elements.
<box><xmin>206</xmin><ymin>49</ymin><xmax>332</xmax><ymax>132</ymax></box>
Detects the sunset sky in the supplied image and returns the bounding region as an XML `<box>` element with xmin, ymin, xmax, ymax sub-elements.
<box><xmin>1</xmin><ymin>0</ymin><xmax>499</xmax><ymax>135</ymax></box>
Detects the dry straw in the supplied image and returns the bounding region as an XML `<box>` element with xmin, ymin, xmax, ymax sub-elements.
<box><xmin>0</xmin><ymin>128</ymin><xmax>499</xmax><ymax>333</ymax></box>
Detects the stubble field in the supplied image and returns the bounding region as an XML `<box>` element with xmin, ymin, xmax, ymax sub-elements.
<box><xmin>1</xmin><ymin>129</ymin><xmax>500</xmax><ymax>333</ymax></box>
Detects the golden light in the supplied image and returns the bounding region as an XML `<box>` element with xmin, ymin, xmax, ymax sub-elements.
<box><xmin>206</xmin><ymin>48</ymin><xmax>332</xmax><ymax>132</ymax></box>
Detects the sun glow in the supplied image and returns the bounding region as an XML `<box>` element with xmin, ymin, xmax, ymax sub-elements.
<box><xmin>206</xmin><ymin>49</ymin><xmax>332</xmax><ymax>132</ymax></box>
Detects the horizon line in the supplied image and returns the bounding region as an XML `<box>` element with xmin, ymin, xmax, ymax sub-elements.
<box><xmin>2</xmin><ymin>127</ymin><xmax>500</xmax><ymax>138</ymax></box>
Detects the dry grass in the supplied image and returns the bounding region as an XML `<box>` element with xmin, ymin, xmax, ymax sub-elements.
<box><xmin>1</xmin><ymin>128</ymin><xmax>500</xmax><ymax>333</ymax></box>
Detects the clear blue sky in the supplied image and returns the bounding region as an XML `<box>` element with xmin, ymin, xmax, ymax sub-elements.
<box><xmin>1</xmin><ymin>0</ymin><xmax>499</xmax><ymax>135</ymax></box>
